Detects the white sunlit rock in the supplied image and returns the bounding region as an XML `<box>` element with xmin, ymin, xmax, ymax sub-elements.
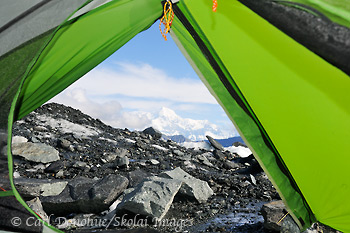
<box><xmin>13</xmin><ymin>171</ymin><xmax>21</xmax><ymax>178</ymax></box>
<box><xmin>180</xmin><ymin>141</ymin><xmax>212</xmax><ymax>151</ymax></box>
<box><xmin>225</xmin><ymin>145</ymin><xmax>252</xmax><ymax>158</ymax></box>
<box><xmin>151</xmin><ymin>144</ymin><xmax>169</xmax><ymax>151</ymax></box>
<box><xmin>12</xmin><ymin>136</ymin><xmax>28</xmax><ymax>144</ymax></box>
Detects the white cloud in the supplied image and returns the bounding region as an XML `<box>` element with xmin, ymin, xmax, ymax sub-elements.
<box><xmin>107</xmin><ymin>111</ymin><xmax>153</xmax><ymax>129</ymax></box>
<box><xmin>111</xmin><ymin>98</ymin><xmax>172</xmax><ymax>112</ymax></box>
<box><xmin>66</xmin><ymin>62</ymin><xmax>218</xmax><ymax>105</ymax></box>
<box><xmin>51</xmin><ymin>88</ymin><xmax>122</xmax><ymax>120</ymax></box>
<box><xmin>51</xmin><ymin>88</ymin><xmax>153</xmax><ymax>130</ymax></box>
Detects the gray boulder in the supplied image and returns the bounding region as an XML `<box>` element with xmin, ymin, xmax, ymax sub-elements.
<box><xmin>224</xmin><ymin>160</ymin><xmax>240</xmax><ymax>170</ymax></box>
<box><xmin>119</xmin><ymin>176</ymin><xmax>182</xmax><ymax>220</ymax></box>
<box><xmin>41</xmin><ymin>175</ymin><xmax>128</xmax><ymax>215</ymax></box>
<box><xmin>213</xmin><ymin>149</ymin><xmax>226</xmax><ymax>161</ymax></box>
<box><xmin>69</xmin><ymin>176</ymin><xmax>96</xmax><ymax>201</ymax></box>
<box><xmin>201</xmin><ymin>152</ymin><xmax>217</xmax><ymax>162</ymax></box>
<box><xmin>12</xmin><ymin>142</ymin><xmax>60</xmax><ymax>163</ymax></box>
<box><xmin>103</xmin><ymin>148</ymin><xmax>128</xmax><ymax>164</ymax></box>
<box><xmin>33</xmin><ymin>126</ymin><xmax>48</xmax><ymax>132</ymax></box>
<box><xmin>90</xmin><ymin>174</ymin><xmax>129</xmax><ymax>205</ymax></box>
<box><xmin>197</xmin><ymin>153</ymin><xmax>214</xmax><ymax>167</ymax></box>
<box><xmin>173</xmin><ymin>150</ymin><xmax>184</xmax><ymax>157</ymax></box>
<box><xmin>173</xmin><ymin>149</ymin><xmax>191</xmax><ymax>160</ymax></box>
<box><xmin>15</xmin><ymin>178</ymin><xmax>67</xmax><ymax>198</ymax></box>
<box><xmin>57</xmin><ymin>138</ymin><xmax>72</xmax><ymax>151</ymax></box>
<box><xmin>206</xmin><ymin>135</ymin><xmax>223</xmax><ymax>151</ymax></box>
<box><xmin>261</xmin><ymin>200</ymin><xmax>288</xmax><ymax>231</ymax></box>
<box><xmin>102</xmin><ymin>153</ymin><xmax>117</xmax><ymax>163</ymax></box>
<box><xmin>239</xmin><ymin>198</ymin><xmax>302</xmax><ymax>233</ymax></box>
<box><xmin>72</xmin><ymin>161</ymin><xmax>88</xmax><ymax>170</ymax></box>
<box><xmin>127</xmin><ymin>169</ymin><xmax>150</xmax><ymax>187</ymax></box>
<box><xmin>233</xmin><ymin>141</ymin><xmax>247</xmax><ymax>148</ymax></box>
<box><xmin>115</xmin><ymin>155</ymin><xmax>129</xmax><ymax>168</ymax></box>
<box><xmin>143</xmin><ymin>127</ymin><xmax>162</xmax><ymax>140</ymax></box>
<box><xmin>178</xmin><ymin>153</ymin><xmax>192</xmax><ymax>161</ymax></box>
<box><xmin>41</xmin><ymin>183</ymin><xmax>84</xmax><ymax>216</ymax></box>
<box><xmin>159</xmin><ymin>167</ymin><xmax>214</xmax><ymax>203</ymax></box>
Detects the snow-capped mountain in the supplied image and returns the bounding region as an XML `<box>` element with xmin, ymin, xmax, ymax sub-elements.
<box><xmin>151</xmin><ymin>107</ymin><xmax>234</xmax><ymax>141</ymax></box>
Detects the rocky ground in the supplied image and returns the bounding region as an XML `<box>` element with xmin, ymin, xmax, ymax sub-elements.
<box><xmin>10</xmin><ymin>103</ymin><xmax>339</xmax><ymax>233</ymax></box>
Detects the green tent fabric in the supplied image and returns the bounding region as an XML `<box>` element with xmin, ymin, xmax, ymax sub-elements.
<box><xmin>171</xmin><ymin>0</ymin><xmax>350</xmax><ymax>232</ymax></box>
<box><xmin>17</xmin><ymin>0</ymin><xmax>163</xmax><ymax>119</ymax></box>
<box><xmin>1</xmin><ymin>0</ymin><xmax>350</xmax><ymax>232</ymax></box>
<box><xmin>0</xmin><ymin>0</ymin><xmax>162</xmax><ymax>232</ymax></box>
<box><xmin>170</xmin><ymin>10</ymin><xmax>315</xmax><ymax>229</ymax></box>
<box><xmin>0</xmin><ymin>1</ymin><xmax>90</xmax><ymax>232</ymax></box>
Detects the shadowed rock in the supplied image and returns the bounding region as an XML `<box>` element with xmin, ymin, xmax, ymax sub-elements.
<box><xmin>41</xmin><ymin>175</ymin><xmax>128</xmax><ymax>215</ymax></box>
<box><xmin>15</xmin><ymin>178</ymin><xmax>67</xmax><ymax>199</ymax></box>
<box><xmin>206</xmin><ymin>135</ymin><xmax>224</xmax><ymax>151</ymax></box>
<box><xmin>127</xmin><ymin>169</ymin><xmax>150</xmax><ymax>188</ymax></box>
<box><xmin>261</xmin><ymin>200</ymin><xmax>287</xmax><ymax>231</ymax></box>
<box><xmin>142</xmin><ymin>127</ymin><xmax>162</xmax><ymax>140</ymax></box>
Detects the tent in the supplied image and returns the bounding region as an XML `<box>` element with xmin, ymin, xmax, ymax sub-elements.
<box><xmin>0</xmin><ymin>0</ymin><xmax>349</xmax><ymax>232</ymax></box>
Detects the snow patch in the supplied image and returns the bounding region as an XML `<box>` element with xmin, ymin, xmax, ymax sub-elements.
<box><xmin>36</xmin><ymin>115</ymin><xmax>100</xmax><ymax>137</ymax></box>
<box><xmin>98</xmin><ymin>137</ymin><xmax>118</xmax><ymax>145</ymax></box>
<box><xmin>151</xmin><ymin>144</ymin><xmax>169</xmax><ymax>151</ymax></box>
<box><xmin>124</xmin><ymin>138</ymin><xmax>136</xmax><ymax>144</ymax></box>
<box><xmin>225</xmin><ymin>146</ymin><xmax>252</xmax><ymax>158</ymax></box>
<box><xmin>181</xmin><ymin>141</ymin><xmax>212</xmax><ymax>151</ymax></box>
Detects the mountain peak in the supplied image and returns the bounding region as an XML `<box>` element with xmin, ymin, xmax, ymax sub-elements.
<box><xmin>151</xmin><ymin>107</ymin><xmax>234</xmax><ymax>141</ymax></box>
<box><xmin>159</xmin><ymin>107</ymin><xmax>178</xmax><ymax>120</ymax></box>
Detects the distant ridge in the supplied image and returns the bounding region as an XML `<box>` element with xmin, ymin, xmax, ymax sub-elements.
<box><xmin>162</xmin><ymin>134</ymin><xmax>191</xmax><ymax>143</ymax></box>
<box><xmin>164</xmin><ymin>135</ymin><xmax>244</xmax><ymax>146</ymax></box>
<box><xmin>206</xmin><ymin>136</ymin><xmax>244</xmax><ymax>147</ymax></box>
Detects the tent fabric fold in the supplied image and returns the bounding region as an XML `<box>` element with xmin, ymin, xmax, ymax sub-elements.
<box><xmin>0</xmin><ymin>0</ymin><xmax>89</xmax><ymax>57</ymax></box>
<box><xmin>0</xmin><ymin>0</ymin><xmax>162</xmax><ymax>232</ymax></box>
<box><xmin>16</xmin><ymin>0</ymin><xmax>163</xmax><ymax>119</ymax></box>
<box><xmin>1</xmin><ymin>0</ymin><xmax>349</xmax><ymax>232</ymax></box>
<box><xmin>171</xmin><ymin>2</ymin><xmax>314</xmax><ymax>230</ymax></box>
<box><xmin>171</xmin><ymin>0</ymin><xmax>350</xmax><ymax>232</ymax></box>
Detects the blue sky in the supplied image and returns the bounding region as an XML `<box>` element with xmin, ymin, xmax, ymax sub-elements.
<box><xmin>52</xmin><ymin>21</ymin><xmax>237</xmax><ymax>139</ymax></box>
<box><xmin>105</xmin><ymin>22</ymin><xmax>197</xmax><ymax>80</ymax></box>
